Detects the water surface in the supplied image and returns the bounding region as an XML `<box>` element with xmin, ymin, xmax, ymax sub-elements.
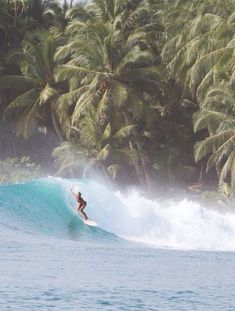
<box><xmin>1</xmin><ymin>178</ymin><xmax>235</xmax><ymax>310</ymax></box>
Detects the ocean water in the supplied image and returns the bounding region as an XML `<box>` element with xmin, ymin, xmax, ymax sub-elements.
<box><xmin>1</xmin><ymin>177</ymin><xmax>235</xmax><ymax>310</ymax></box>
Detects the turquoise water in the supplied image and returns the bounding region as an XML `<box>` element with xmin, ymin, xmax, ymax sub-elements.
<box><xmin>1</xmin><ymin>177</ymin><xmax>235</xmax><ymax>310</ymax></box>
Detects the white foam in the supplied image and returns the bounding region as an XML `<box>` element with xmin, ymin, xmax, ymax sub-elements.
<box><xmin>113</xmin><ymin>190</ymin><xmax>235</xmax><ymax>251</ymax></box>
<box><xmin>59</xmin><ymin>178</ymin><xmax>235</xmax><ymax>251</ymax></box>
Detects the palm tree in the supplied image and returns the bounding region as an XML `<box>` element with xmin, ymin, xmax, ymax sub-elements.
<box><xmin>193</xmin><ymin>81</ymin><xmax>235</xmax><ymax>191</ymax></box>
<box><xmin>0</xmin><ymin>0</ymin><xmax>28</xmax><ymax>50</ymax></box>
<box><xmin>55</xmin><ymin>0</ymin><xmax>166</xmax><ymax>189</ymax></box>
<box><xmin>53</xmin><ymin>104</ymin><xmax>136</xmax><ymax>181</ymax></box>
<box><xmin>160</xmin><ymin>0</ymin><xmax>235</xmax><ymax>192</ymax></box>
<box><xmin>0</xmin><ymin>30</ymin><xmax>64</xmax><ymax>141</ymax></box>
<box><xmin>26</xmin><ymin>0</ymin><xmax>71</xmax><ymax>30</ymax></box>
<box><xmin>162</xmin><ymin>0</ymin><xmax>235</xmax><ymax>99</ymax></box>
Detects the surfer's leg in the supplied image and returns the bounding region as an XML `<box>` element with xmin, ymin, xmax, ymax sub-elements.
<box><xmin>76</xmin><ymin>203</ymin><xmax>82</xmax><ymax>213</ymax></box>
<box><xmin>80</xmin><ymin>203</ymin><xmax>88</xmax><ymax>220</ymax></box>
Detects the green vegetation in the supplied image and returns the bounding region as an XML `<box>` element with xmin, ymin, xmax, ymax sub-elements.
<box><xmin>1</xmin><ymin>0</ymin><xmax>235</xmax><ymax>199</ymax></box>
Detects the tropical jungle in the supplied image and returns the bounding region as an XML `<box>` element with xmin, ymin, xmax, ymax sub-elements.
<box><xmin>1</xmin><ymin>0</ymin><xmax>235</xmax><ymax>203</ymax></box>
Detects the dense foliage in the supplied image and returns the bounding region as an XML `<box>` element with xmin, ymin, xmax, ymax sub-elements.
<box><xmin>1</xmin><ymin>0</ymin><xmax>235</xmax><ymax>197</ymax></box>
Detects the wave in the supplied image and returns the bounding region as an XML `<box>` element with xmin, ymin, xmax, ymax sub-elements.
<box><xmin>1</xmin><ymin>177</ymin><xmax>235</xmax><ymax>251</ymax></box>
<box><xmin>0</xmin><ymin>178</ymin><xmax>117</xmax><ymax>243</ymax></box>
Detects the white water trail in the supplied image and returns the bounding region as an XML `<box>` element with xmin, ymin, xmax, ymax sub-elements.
<box><xmin>113</xmin><ymin>190</ymin><xmax>235</xmax><ymax>251</ymax></box>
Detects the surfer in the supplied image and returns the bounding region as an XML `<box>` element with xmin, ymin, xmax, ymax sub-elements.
<box><xmin>71</xmin><ymin>190</ymin><xmax>88</xmax><ymax>220</ymax></box>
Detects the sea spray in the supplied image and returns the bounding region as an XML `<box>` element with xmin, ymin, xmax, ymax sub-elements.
<box><xmin>115</xmin><ymin>190</ymin><xmax>235</xmax><ymax>251</ymax></box>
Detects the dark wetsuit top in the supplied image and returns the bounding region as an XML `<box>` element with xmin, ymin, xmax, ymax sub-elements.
<box><xmin>77</xmin><ymin>196</ymin><xmax>86</xmax><ymax>205</ymax></box>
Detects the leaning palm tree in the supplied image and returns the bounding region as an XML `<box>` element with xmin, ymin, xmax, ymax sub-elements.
<box><xmin>55</xmin><ymin>0</ymin><xmax>166</xmax><ymax>189</ymax></box>
<box><xmin>0</xmin><ymin>30</ymin><xmax>63</xmax><ymax>141</ymax></box>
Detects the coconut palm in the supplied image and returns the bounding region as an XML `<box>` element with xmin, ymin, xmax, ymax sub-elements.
<box><xmin>55</xmin><ymin>0</ymin><xmax>166</xmax><ymax>189</ymax></box>
<box><xmin>162</xmin><ymin>0</ymin><xmax>235</xmax><ymax>99</ymax></box>
<box><xmin>193</xmin><ymin>80</ymin><xmax>235</xmax><ymax>190</ymax></box>
<box><xmin>0</xmin><ymin>0</ymin><xmax>28</xmax><ymax>50</ymax></box>
<box><xmin>160</xmin><ymin>0</ymin><xmax>235</xmax><ymax>192</ymax></box>
<box><xmin>27</xmin><ymin>0</ymin><xmax>71</xmax><ymax>30</ymax></box>
<box><xmin>53</xmin><ymin>104</ymin><xmax>137</xmax><ymax>181</ymax></box>
<box><xmin>0</xmin><ymin>30</ymin><xmax>63</xmax><ymax>141</ymax></box>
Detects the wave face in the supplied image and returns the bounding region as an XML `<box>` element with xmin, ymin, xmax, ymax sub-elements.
<box><xmin>1</xmin><ymin>177</ymin><xmax>235</xmax><ymax>251</ymax></box>
<box><xmin>0</xmin><ymin>177</ymin><xmax>117</xmax><ymax>243</ymax></box>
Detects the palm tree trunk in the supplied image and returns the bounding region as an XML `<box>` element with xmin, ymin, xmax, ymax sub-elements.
<box><xmin>135</xmin><ymin>140</ymin><xmax>152</xmax><ymax>191</ymax></box>
<box><xmin>208</xmin><ymin>125</ymin><xmax>221</xmax><ymax>182</ymax></box>
<box><xmin>198</xmin><ymin>162</ymin><xmax>204</xmax><ymax>182</ymax></box>
<box><xmin>122</xmin><ymin>110</ymin><xmax>150</xmax><ymax>190</ymax></box>
<box><xmin>128</xmin><ymin>139</ymin><xmax>146</xmax><ymax>188</ymax></box>
<box><xmin>215</xmin><ymin>164</ymin><xmax>222</xmax><ymax>182</ymax></box>
<box><xmin>50</xmin><ymin>103</ymin><xmax>64</xmax><ymax>143</ymax></box>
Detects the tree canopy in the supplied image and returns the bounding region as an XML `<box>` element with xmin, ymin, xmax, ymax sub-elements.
<box><xmin>1</xmin><ymin>0</ymin><xmax>235</xmax><ymax>198</ymax></box>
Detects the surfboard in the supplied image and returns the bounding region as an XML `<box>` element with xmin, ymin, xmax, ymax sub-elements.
<box><xmin>76</xmin><ymin>211</ymin><xmax>97</xmax><ymax>227</ymax></box>
<box><xmin>83</xmin><ymin>218</ymin><xmax>97</xmax><ymax>227</ymax></box>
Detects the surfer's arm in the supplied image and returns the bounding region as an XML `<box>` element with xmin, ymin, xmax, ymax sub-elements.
<box><xmin>71</xmin><ymin>189</ymin><xmax>77</xmax><ymax>198</ymax></box>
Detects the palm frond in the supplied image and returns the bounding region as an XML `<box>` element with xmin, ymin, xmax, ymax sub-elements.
<box><xmin>112</xmin><ymin>125</ymin><xmax>136</xmax><ymax>140</ymax></box>
<box><xmin>207</xmin><ymin>133</ymin><xmax>235</xmax><ymax>170</ymax></box>
<box><xmin>218</xmin><ymin>181</ymin><xmax>232</xmax><ymax>198</ymax></box>
<box><xmin>219</xmin><ymin>152</ymin><xmax>234</xmax><ymax>184</ymax></box>
<box><xmin>4</xmin><ymin>89</ymin><xmax>39</xmax><ymax>118</ymax></box>
<box><xmin>101</xmin><ymin>122</ymin><xmax>111</xmax><ymax>141</ymax></box>
<box><xmin>194</xmin><ymin>129</ymin><xmax>235</xmax><ymax>162</ymax></box>
<box><xmin>15</xmin><ymin>103</ymin><xmax>39</xmax><ymax>139</ymax></box>
<box><xmin>188</xmin><ymin>47</ymin><xmax>233</xmax><ymax>91</ymax></box>
<box><xmin>58</xmin><ymin>86</ymin><xmax>90</xmax><ymax>108</ymax></box>
<box><xmin>55</xmin><ymin>64</ymin><xmax>106</xmax><ymax>82</ymax></box>
<box><xmin>193</xmin><ymin>110</ymin><xmax>233</xmax><ymax>133</ymax></box>
<box><xmin>97</xmin><ymin>144</ymin><xmax>111</xmax><ymax>161</ymax></box>
<box><xmin>38</xmin><ymin>84</ymin><xmax>58</xmax><ymax>105</ymax></box>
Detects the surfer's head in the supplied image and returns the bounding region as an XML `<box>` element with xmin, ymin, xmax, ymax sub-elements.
<box><xmin>78</xmin><ymin>192</ymin><xmax>81</xmax><ymax>196</ymax></box>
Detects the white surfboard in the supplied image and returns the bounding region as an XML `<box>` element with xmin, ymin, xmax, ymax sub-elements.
<box><xmin>83</xmin><ymin>218</ymin><xmax>98</xmax><ymax>227</ymax></box>
<box><xmin>76</xmin><ymin>211</ymin><xmax>97</xmax><ymax>227</ymax></box>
